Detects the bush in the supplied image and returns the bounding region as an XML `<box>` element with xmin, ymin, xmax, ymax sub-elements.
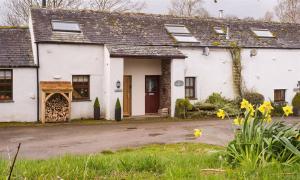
<box><xmin>194</xmin><ymin>102</ymin><xmax>216</xmax><ymax>111</ymax></box>
<box><xmin>271</xmin><ymin>101</ymin><xmax>287</xmax><ymax>116</ymax></box>
<box><xmin>205</xmin><ymin>93</ymin><xmax>231</xmax><ymax>106</ymax></box>
<box><xmin>94</xmin><ymin>97</ymin><xmax>100</xmax><ymax>108</ymax></box>
<box><xmin>292</xmin><ymin>93</ymin><xmax>300</xmax><ymax>116</ymax></box>
<box><xmin>205</xmin><ymin>93</ymin><xmax>240</xmax><ymax>116</ymax></box>
<box><xmin>175</xmin><ymin>99</ymin><xmax>193</xmax><ymax>119</ymax></box>
<box><xmin>243</xmin><ymin>92</ymin><xmax>264</xmax><ymax>106</ymax></box>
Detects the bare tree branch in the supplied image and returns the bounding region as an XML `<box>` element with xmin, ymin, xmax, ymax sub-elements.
<box><xmin>3</xmin><ymin>0</ymin><xmax>83</xmax><ymax>26</ymax></box>
<box><xmin>89</xmin><ymin>0</ymin><xmax>146</xmax><ymax>12</ymax></box>
<box><xmin>274</xmin><ymin>0</ymin><xmax>300</xmax><ymax>23</ymax></box>
<box><xmin>168</xmin><ymin>0</ymin><xmax>209</xmax><ymax>17</ymax></box>
<box><xmin>261</xmin><ymin>11</ymin><xmax>274</xmax><ymax>22</ymax></box>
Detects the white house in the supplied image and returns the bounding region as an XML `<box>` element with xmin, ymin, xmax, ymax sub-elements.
<box><xmin>0</xmin><ymin>8</ymin><xmax>300</xmax><ymax>122</ymax></box>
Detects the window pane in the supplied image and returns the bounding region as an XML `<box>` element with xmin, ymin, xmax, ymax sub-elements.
<box><xmin>165</xmin><ymin>25</ymin><xmax>190</xmax><ymax>34</ymax></box>
<box><xmin>52</xmin><ymin>20</ymin><xmax>81</xmax><ymax>32</ymax></box>
<box><xmin>214</xmin><ymin>27</ymin><xmax>225</xmax><ymax>34</ymax></box>
<box><xmin>0</xmin><ymin>70</ymin><xmax>12</xmax><ymax>100</ymax></box>
<box><xmin>173</xmin><ymin>35</ymin><xmax>199</xmax><ymax>43</ymax></box>
<box><xmin>185</xmin><ymin>77</ymin><xmax>196</xmax><ymax>99</ymax></box>
<box><xmin>252</xmin><ymin>29</ymin><xmax>274</xmax><ymax>38</ymax></box>
<box><xmin>72</xmin><ymin>75</ymin><xmax>89</xmax><ymax>100</ymax></box>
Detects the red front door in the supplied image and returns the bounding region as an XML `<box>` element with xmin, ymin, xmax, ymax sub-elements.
<box><xmin>145</xmin><ymin>76</ymin><xmax>160</xmax><ymax>114</ymax></box>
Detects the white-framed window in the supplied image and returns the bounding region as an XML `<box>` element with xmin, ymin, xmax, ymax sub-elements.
<box><xmin>0</xmin><ymin>69</ymin><xmax>13</xmax><ymax>101</ymax></box>
<box><xmin>165</xmin><ymin>24</ymin><xmax>199</xmax><ymax>43</ymax></box>
<box><xmin>252</xmin><ymin>29</ymin><xmax>274</xmax><ymax>38</ymax></box>
<box><xmin>52</xmin><ymin>20</ymin><xmax>81</xmax><ymax>32</ymax></box>
<box><xmin>185</xmin><ymin>77</ymin><xmax>196</xmax><ymax>99</ymax></box>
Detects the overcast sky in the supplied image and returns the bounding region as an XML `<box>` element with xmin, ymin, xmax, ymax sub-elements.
<box><xmin>0</xmin><ymin>0</ymin><xmax>279</xmax><ymax>24</ymax></box>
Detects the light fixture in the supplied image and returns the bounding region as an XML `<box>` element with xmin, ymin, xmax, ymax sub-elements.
<box><xmin>203</xmin><ymin>47</ymin><xmax>210</xmax><ymax>56</ymax></box>
<box><xmin>250</xmin><ymin>49</ymin><xmax>257</xmax><ymax>57</ymax></box>
<box><xmin>116</xmin><ymin>81</ymin><xmax>121</xmax><ymax>89</ymax></box>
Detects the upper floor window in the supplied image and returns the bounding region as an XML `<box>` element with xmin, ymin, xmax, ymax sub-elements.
<box><xmin>52</xmin><ymin>20</ymin><xmax>81</xmax><ymax>32</ymax></box>
<box><xmin>252</xmin><ymin>29</ymin><xmax>274</xmax><ymax>38</ymax></box>
<box><xmin>274</xmin><ymin>89</ymin><xmax>286</xmax><ymax>103</ymax></box>
<box><xmin>0</xmin><ymin>70</ymin><xmax>13</xmax><ymax>101</ymax></box>
<box><xmin>185</xmin><ymin>77</ymin><xmax>196</xmax><ymax>99</ymax></box>
<box><xmin>165</xmin><ymin>24</ymin><xmax>199</xmax><ymax>43</ymax></box>
<box><xmin>72</xmin><ymin>75</ymin><xmax>90</xmax><ymax>101</ymax></box>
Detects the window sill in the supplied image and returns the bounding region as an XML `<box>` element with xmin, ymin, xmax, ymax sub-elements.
<box><xmin>72</xmin><ymin>99</ymin><xmax>92</xmax><ymax>102</ymax></box>
<box><xmin>0</xmin><ymin>100</ymin><xmax>14</xmax><ymax>103</ymax></box>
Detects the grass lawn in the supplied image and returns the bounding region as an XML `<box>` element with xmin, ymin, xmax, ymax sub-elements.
<box><xmin>1</xmin><ymin>143</ymin><xmax>300</xmax><ymax>179</ymax></box>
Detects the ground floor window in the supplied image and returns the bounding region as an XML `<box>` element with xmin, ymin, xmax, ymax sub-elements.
<box><xmin>0</xmin><ymin>69</ymin><xmax>13</xmax><ymax>101</ymax></box>
<box><xmin>72</xmin><ymin>75</ymin><xmax>90</xmax><ymax>100</ymax></box>
<box><xmin>274</xmin><ymin>89</ymin><xmax>286</xmax><ymax>103</ymax></box>
<box><xmin>185</xmin><ymin>77</ymin><xmax>196</xmax><ymax>99</ymax></box>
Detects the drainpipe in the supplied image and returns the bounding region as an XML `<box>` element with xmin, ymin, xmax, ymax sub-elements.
<box><xmin>36</xmin><ymin>43</ymin><xmax>40</xmax><ymax>122</ymax></box>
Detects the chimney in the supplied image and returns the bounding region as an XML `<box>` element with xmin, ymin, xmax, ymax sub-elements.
<box><xmin>226</xmin><ymin>25</ymin><xmax>230</xmax><ymax>40</ymax></box>
<box><xmin>42</xmin><ymin>0</ymin><xmax>46</xmax><ymax>8</ymax></box>
<box><xmin>219</xmin><ymin>10</ymin><xmax>224</xmax><ymax>18</ymax></box>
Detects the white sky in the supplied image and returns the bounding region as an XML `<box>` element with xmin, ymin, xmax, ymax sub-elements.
<box><xmin>0</xmin><ymin>0</ymin><xmax>279</xmax><ymax>25</ymax></box>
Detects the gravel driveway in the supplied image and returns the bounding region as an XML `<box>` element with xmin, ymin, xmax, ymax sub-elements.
<box><xmin>0</xmin><ymin>118</ymin><xmax>298</xmax><ymax>159</ymax></box>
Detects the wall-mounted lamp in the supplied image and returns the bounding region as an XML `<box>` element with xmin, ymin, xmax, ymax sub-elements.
<box><xmin>203</xmin><ymin>47</ymin><xmax>210</xmax><ymax>56</ymax></box>
<box><xmin>250</xmin><ymin>49</ymin><xmax>257</xmax><ymax>57</ymax></box>
<box><xmin>116</xmin><ymin>81</ymin><xmax>121</xmax><ymax>89</ymax></box>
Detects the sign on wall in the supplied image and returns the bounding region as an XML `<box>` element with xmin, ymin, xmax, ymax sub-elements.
<box><xmin>174</xmin><ymin>80</ymin><xmax>184</xmax><ymax>87</ymax></box>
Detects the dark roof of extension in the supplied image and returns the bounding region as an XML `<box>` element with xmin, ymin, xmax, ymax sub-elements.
<box><xmin>31</xmin><ymin>8</ymin><xmax>300</xmax><ymax>49</ymax></box>
<box><xmin>0</xmin><ymin>27</ymin><xmax>35</xmax><ymax>67</ymax></box>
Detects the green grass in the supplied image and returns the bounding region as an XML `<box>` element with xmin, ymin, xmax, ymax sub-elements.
<box><xmin>1</xmin><ymin>143</ymin><xmax>300</xmax><ymax>179</ymax></box>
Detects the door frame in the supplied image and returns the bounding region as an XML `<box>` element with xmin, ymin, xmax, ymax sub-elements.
<box><xmin>123</xmin><ymin>75</ymin><xmax>132</xmax><ymax>117</ymax></box>
<box><xmin>145</xmin><ymin>75</ymin><xmax>160</xmax><ymax>114</ymax></box>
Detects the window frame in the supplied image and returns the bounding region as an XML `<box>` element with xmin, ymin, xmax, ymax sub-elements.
<box><xmin>0</xmin><ymin>69</ymin><xmax>13</xmax><ymax>102</ymax></box>
<box><xmin>274</xmin><ymin>89</ymin><xmax>286</xmax><ymax>103</ymax></box>
<box><xmin>185</xmin><ymin>77</ymin><xmax>196</xmax><ymax>99</ymax></box>
<box><xmin>252</xmin><ymin>29</ymin><xmax>274</xmax><ymax>38</ymax></box>
<box><xmin>72</xmin><ymin>75</ymin><xmax>90</xmax><ymax>101</ymax></box>
<box><xmin>51</xmin><ymin>20</ymin><xmax>81</xmax><ymax>33</ymax></box>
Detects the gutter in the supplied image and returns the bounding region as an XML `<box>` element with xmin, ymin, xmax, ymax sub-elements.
<box><xmin>36</xmin><ymin>43</ymin><xmax>40</xmax><ymax>122</ymax></box>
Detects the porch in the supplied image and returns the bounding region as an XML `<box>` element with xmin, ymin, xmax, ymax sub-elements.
<box><xmin>105</xmin><ymin>45</ymin><xmax>186</xmax><ymax>120</ymax></box>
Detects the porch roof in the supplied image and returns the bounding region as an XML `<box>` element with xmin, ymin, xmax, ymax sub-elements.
<box><xmin>107</xmin><ymin>45</ymin><xmax>186</xmax><ymax>59</ymax></box>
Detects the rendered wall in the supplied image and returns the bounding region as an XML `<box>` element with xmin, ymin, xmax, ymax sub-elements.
<box><xmin>0</xmin><ymin>68</ymin><xmax>37</xmax><ymax>122</ymax></box>
<box><xmin>242</xmin><ymin>49</ymin><xmax>300</xmax><ymax>104</ymax></box>
<box><xmin>124</xmin><ymin>58</ymin><xmax>161</xmax><ymax>116</ymax></box>
<box><xmin>38</xmin><ymin>44</ymin><xmax>105</xmax><ymax>119</ymax></box>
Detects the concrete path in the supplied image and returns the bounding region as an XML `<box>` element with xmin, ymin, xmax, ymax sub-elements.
<box><xmin>0</xmin><ymin>118</ymin><xmax>298</xmax><ymax>159</ymax></box>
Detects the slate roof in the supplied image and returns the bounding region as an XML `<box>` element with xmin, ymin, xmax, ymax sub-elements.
<box><xmin>0</xmin><ymin>27</ymin><xmax>35</xmax><ymax>67</ymax></box>
<box><xmin>107</xmin><ymin>45</ymin><xmax>186</xmax><ymax>59</ymax></box>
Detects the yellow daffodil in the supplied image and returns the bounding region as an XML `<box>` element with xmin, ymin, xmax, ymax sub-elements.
<box><xmin>264</xmin><ymin>114</ymin><xmax>272</xmax><ymax>123</ymax></box>
<box><xmin>194</xmin><ymin>129</ymin><xmax>202</xmax><ymax>138</ymax></box>
<box><xmin>217</xmin><ymin>109</ymin><xmax>226</xmax><ymax>119</ymax></box>
<box><xmin>241</xmin><ymin>99</ymin><xmax>250</xmax><ymax>110</ymax></box>
<box><xmin>283</xmin><ymin>105</ymin><xmax>293</xmax><ymax>117</ymax></box>
<box><xmin>233</xmin><ymin>117</ymin><xmax>244</xmax><ymax>126</ymax></box>
<box><xmin>258</xmin><ymin>101</ymin><xmax>274</xmax><ymax>114</ymax></box>
<box><xmin>297</xmin><ymin>136</ymin><xmax>300</xmax><ymax>142</ymax></box>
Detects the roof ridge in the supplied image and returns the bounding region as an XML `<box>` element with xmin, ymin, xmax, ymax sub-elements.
<box><xmin>31</xmin><ymin>7</ymin><xmax>300</xmax><ymax>26</ymax></box>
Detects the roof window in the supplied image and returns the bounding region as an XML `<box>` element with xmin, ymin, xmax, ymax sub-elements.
<box><xmin>52</xmin><ymin>20</ymin><xmax>81</xmax><ymax>32</ymax></box>
<box><xmin>214</xmin><ymin>27</ymin><xmax>225</xmax><ymax>34</ymax></box>
<box><xmin>252</xmin><ymin>29</ymin><xmax>274</xmax><ymax>38</ymax></box>
<box><xmin>165</xmin><ymin>24</ymin><xmax>199</xmax><ymax>43</ymax></box>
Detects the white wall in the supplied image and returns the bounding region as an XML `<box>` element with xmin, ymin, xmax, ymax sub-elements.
<box><xmin>180</xmin><ymin>47</ymin><xmax>235</xmax><ymax>101</ymax></box>
<box><xmin>171</xmin><ymin>59</ymin><xmax>185</xmax><ymax>116</ymax></box>
<box><xmin>242</xmin><ymin>49</ymin><xmax>300</xmax><ymax>104</ymax></box>
<box><xmin>0</xmin><ymin>68</ymin><xmax>37</xmax><ymax>122</ymax></box>
<box><xmin>124</xmin><ymin>58</ymin><xmax>161</xmax><ymax>116</ymax></box>
<box><xmin>39</xmin><ymin>44</ymin><xmax>105</xmax><ymax>119</ymax></box>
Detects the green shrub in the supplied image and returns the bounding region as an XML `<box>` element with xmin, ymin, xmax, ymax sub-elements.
<box><xmin>94</xmin><ymin>97</ymin><xmax>100</xmax><ymax>108</ymax></box>
<box><xmin>205</xmin><ymin>93</ymin><xmax>231</xmax><ymax>106</ymax></box>
<box><xmin>194</xmin><ymin>102</ymin><xmax>216</xmax><ymax>111</ymax></box>
<box><xmin>243</xmin><ymin>92</ymin><xmax>264</xmax><ymax>106</ymax></box>
<box><xmin>205</xmin><ymin>93</ymin><xmax>240</xmax><ymax>116</ymax></box>
<box><xmin>116</xmin><ymin>98</ymin><xmax>121</xmax><ymax>109</ymax></box>
<box><xmin>292</xmin><ymin>93</ymin><xmax>300</xmax><ymax>116</ymax></box>
<box><xmin>175</xmin><ymin>99</ymin><xmax>193</xmax><ymax>119</ymax></box>
<box><xmin>271</xmin><ymin>101</ymin><xmax>286</xmax><ymax>116</ymax></box>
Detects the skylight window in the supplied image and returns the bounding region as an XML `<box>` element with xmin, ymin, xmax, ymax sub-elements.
<box><xmin>165</xmin><ymin>24</ymin><xmax>199</xmax><ymax>43</ymax></box>
<box><xmin>52</xmin><ymin>20</ymin><xmax>81</xmax><ymax>32</ymax></box>
<box><xmin>214</xmin><ymin>27</ymin><xmax>225</xmax><ymax>34</ymax></box>
<box><xmin>252</xmin><ymin>29</ymin><xmax>274</xmax><ymax>38</ymax></box>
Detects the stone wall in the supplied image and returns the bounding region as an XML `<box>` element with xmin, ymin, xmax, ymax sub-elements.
<box><xmin>160</xmin><ymin>59</ymin><xmax>171</xmax><ymax>113</ymax></box>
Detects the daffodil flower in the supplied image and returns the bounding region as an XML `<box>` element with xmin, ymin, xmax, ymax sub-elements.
<box><xmin>241</xmin><ymin>99</ymin><xmax>250</xmax><ymax>110</ymax></box>
<box><xmin>233</xmin><ymin>117</ymin><xmax>244</xmax><ymax>126</ymax></box>
<box><xmin>258</xmin><ymin>101</ymin><xmax>274</xmax><ymax>114</ymax></box>
<box><xmin>283</xmin><ymin>105</ymin><xmax>293</xmax><ymax>117</ymax></box>
<box><xmin>194</xmin><ymin>129</ymin><xmax>202</xmax><ymax>138</ymax></box>
<box><xmin>264</xmin><ymin>114</ymin><xmax>272</xmax><ymax>123</ymax></box>
<box><xmin>217</xmin><ymin>109</ymin><xmax>226</xmax><ymax>119</ymax></box>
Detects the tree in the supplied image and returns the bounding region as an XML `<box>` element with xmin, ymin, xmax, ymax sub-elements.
<box><xmin>261</xmin><ymin>11</ymin><xmax>274</xmax><ymax>22</ymax></box>
<box><xmin>89</xmin><ymin>0</ymin><xmax>146</xmax><ymax>12</ymax></box>
<box><xmin>168</xmin><ymin>0</ymin><xmax>210</xmax><ymax>17</ymax></box>
<box><xmin>274</xmin><ymin>0</ymin><xmax>300</xmax><ymax>23</ymax></box>
<box><xmin>3</xmin><ymin>0</ymin><xmax>83</xmax><ymax>26</ymax></box>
